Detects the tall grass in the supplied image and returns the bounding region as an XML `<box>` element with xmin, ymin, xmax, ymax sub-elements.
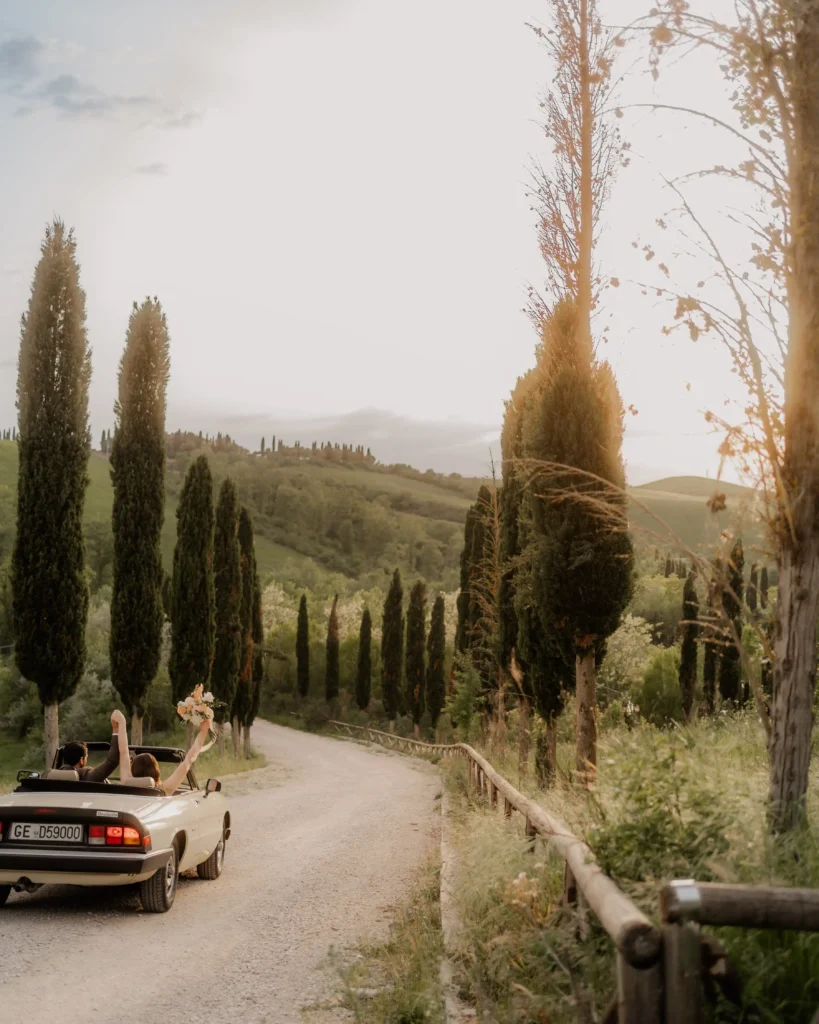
<box><xmin>444</xmin><ymin>711</ymin><xmax>819</xmax><ymax>1023</ymax></box>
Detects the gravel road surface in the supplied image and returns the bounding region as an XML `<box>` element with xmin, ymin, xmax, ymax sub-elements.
<box><xmin>0</xmin><ymin>721</ymin><xmax>441</xmax><ymax>1024</ymax></box>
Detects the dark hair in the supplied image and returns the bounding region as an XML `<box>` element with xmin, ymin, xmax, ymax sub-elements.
<box><xmin>63</xmin><ymin>741</ymin><xmax>88</xmax><ymax>768</ymax></box>
<box><xmin>131</xmin><ymin>752</ymin><xmax>161</xmax><ymax>784</ymax></box>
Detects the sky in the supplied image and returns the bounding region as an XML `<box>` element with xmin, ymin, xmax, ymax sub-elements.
<box><xmin>0</xmin><ymin>0</ymin><xmax>757</xmax><ymax>483</ymax></box>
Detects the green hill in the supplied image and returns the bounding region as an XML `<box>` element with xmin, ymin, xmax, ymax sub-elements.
<box><xmin>0</xmin><ymin>441</ymin><xmax>766</xmax><ymax>592</ymax></box>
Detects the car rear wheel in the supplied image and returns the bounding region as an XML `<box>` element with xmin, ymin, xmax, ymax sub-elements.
<box><xmin>0</xmin><ymin>885</ymin><xmax>10</xmax><ymax>907</ymax></box>
<box><xmin>197</xmin><ymin>822</ymin><xmax>226</xmax><ymax>880</ymax></box>
<box><xmin>139</xmin><ymin>845</ymin><xmax>178</xmax><ymax>913</ymax></box>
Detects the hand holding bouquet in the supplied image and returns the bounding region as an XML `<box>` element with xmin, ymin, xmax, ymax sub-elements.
<box><xmin>176</xmin><ymin>685</ymin><xmax>226</xmax><ymax>737</ymax></box>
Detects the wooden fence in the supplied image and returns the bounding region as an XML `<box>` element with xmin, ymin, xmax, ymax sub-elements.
<box><xmin>327</xmin><ymin>720</ymin><xmax>819</xmax><ymax>1024</ymax></box>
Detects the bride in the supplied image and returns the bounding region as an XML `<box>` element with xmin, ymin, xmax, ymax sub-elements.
<box><xmin>112</xmin><ymin>709</ymin><xmax>214</xmax><ymax>795</ymax></box>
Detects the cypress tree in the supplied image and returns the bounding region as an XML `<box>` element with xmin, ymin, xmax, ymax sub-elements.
<box><xmin>405</xmin><ymin>580</ymin><xmax>427</xmax><ymax>736</ymax></box>
<box><xmin>521</xmin><ymin>301</ymin><xmax>633</xmax><ymax>779</ymax></box>
<box><xmin>760</xmin><ymin>565</ymin><xmax>769</xmax><ymax>609</ymax></box>
<box><xmin>748</xmin><ymin>563</ymin><xmax>758</xmax><ymax>615</ymax></box>
<box><xmin>664</xmin><ymin>557</ymin><xmax>672</xmax><ymax>578</ymax></box>
<box><xmin>246</xmin><ymin>561</ymin><xmax>264</xmax><ymax>757</ymax></box>
<box><xmin>381</xmin><ymin>568</ymin><xmax>404</xmax><ymax>728</ymax></box>
<box><xmin>168</xmin><ymin>456</ymin><xmax>215</xmax><ymax>730</ymax></box>
<box><xmin>13</xmin><ymin>221</ymin><xmax>92</xmax><ymax>769</ymax></box>
<box><xmin>455</xmin><ymin>506</ymin><xmax>477</xmax><ymax>653</ymax></box>
<box><xmin>232</xmin><ymin>507</ymin><xmax>255</xmax><ymax>755</ymax></box>
<box><xmin>296</xmin><ymin>594</ymin><xmax>310</xmax><ymax>699</ymax></box>
<box><xmin>426</xmin><ymin>593</ymin><xmax>446</xmax><ymax>732</ymax></box>
<box><xmin>325</xmin><ymin>594</ymin><xmax>340</xmax><ymax>705</ymax></box>
<box><xmin>212</xmin><ymin>478</ymin><xmax>242</xmax><ymax>754</ymax></box>
<box><xmin>678</xmin><ymin>570</ymin><xmax>700</xmax><ymax>721</ymax></box>
<box><xmin>719</xmin><ymin>538</ymin><xmax>744</xmax><ymax>706</ymax></box>
<box><xmin>356</xmin><ymin>607</ymin><xmax>372</xmax><ymax>710</ymax></box>
<box><xmin>110</xmin><ymin>298</ymin><xmax>170</xmax><ymax>745</ymax></box>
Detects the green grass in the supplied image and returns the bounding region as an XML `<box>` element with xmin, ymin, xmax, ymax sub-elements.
<box><xmin>0</xmin><ymin>735</ymin><xmax>27</xmax><ymax>793</ymax></box>
<box><xmin>443</xmin><ymin>713</ymin><xmax>819</xmax><ymax>1023</ymax></box>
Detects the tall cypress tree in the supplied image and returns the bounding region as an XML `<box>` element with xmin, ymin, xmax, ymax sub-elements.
<box><xmin>381</xmin><ymin>568</ymin><xmax>404</xmax><ymax>728</ymax></box>
<box><xmin>760</xmin><ymin>565</ymin><xmax>769</xmax><ymax>609</ymax></box>
<box><xmin>748</xmin><ymin>563</ymin><xmax>759</xmax><ymax>615</ymax></box>
<box><xmin>110</xmin><ymin>299</ymin><xmax>170</xmax><ymax>745</ymax></box>
<box><xmin>719</xmin><ymin>538</ymin><xmax>745</xmax><ymax>706</ymax></box>
<box><xmin>245</xmin><ymin>559</ymin><xmax>264</xmax><ymax>756</ymax></box>
<box><xmin>13</xmin><ymin>221</ymin><xmax>92</xmax><ymax>769</ymax></box>
<box><xmin>405</xmin><ymin>580</ymin><xmax>427</xmax><ymax>736</ymax></box>
<box><xmin>232</xmin><ymin>507</ymin><xmax>255</xmax><ymax>755</ymax></box>
<box><xmin>169</xmin><ymin>456</ymin><xmax>215</xmax><ymax>725</ymax></box>
<box><xmin>455</xmin><ymin>506</ymin><xmax>477</xmax><ymax>653</ymax></box>
<box><xmin>521</xmin><ymin>301</ymin><xmax>633</xmax><ymax>779</ymax></box>
<box><xmin>325</xmin><ymin>594</ymin><xmax>340</xmax><ymax>705</ymax></box>
<box><xmin>702</xmin><ymin>557</ymin><xmax>721</xmax><ymax>715</ymax></box>
<box><xmin>426</xmin><ymin>593</ymin><xmax>447</xmax><ymax>732</ymax></box>
<box><xmin>356</xmin><ymin>607</ymin><xmax>372</xmax><ymax>710</ymax></box>
<box><xmin>678</xmin><ymin>570</ymin><xmax>699</xmax><ymax>721</ymax></box>
<box><xmin>296</xmin><ymin>594</ymin><xmax>310</xmax><ymax>699</ymax></box>
<box><xmin>212</xmin><ymin>478</ymin><xmax>242</xmax><ymax>753</ymax></box>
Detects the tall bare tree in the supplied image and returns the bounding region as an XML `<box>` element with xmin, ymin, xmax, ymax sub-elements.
<box><xmin>643</xmin><ymin>1</ymin><xmax>819</xmax><ymax>831</ymax></box>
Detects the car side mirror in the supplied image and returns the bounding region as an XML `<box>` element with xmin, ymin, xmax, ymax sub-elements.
<box><xmin>205</xmin><ymin>778</ymin><xmax>221</xmax><ymax>796</ymax></box>
<box><xmin>17</xmin><ymin>770</ymin><xmax>41</xmax><ymax>782</ymax></box>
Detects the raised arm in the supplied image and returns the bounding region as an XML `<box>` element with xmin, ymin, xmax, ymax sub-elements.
<box><xmin>84</xmin><ymin>722</ymin><xmax>121</xmax><ymax>783</ymax></box>
<box><xmin>112</xmin><ymin>710</ymin><xmax>132</xmax><ymax>781</ymax></box>
<box><xmin>160</xmin><ymin>719</ymin><xmax>212</xmax><ymax>796</ymax></box>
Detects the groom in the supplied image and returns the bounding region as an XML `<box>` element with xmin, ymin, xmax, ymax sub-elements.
<box><xmin>60</xmin><ymin>710</ymin><xmax>127</xmax><ymax>782</ymax></box>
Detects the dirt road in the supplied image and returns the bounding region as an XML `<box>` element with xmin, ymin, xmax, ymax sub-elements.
<box><xmin>0</xmin><ymin>721</ymin><xmax>441</xmax><ymax>1024</ymax></box>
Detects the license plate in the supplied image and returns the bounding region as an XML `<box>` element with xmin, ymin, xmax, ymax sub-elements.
<box><xmin>9</xmin><ymin>822</ymin><xmax>84</xmax><ymax>843</ymax></box>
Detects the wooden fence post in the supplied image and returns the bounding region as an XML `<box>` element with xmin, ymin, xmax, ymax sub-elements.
<box><xmin>662</xmin><ymin>922</ymin><xmax>703</xmax><ymax>1024</ymax></box>
<box><xmin>490</xmin><ymin>782</ymin><xmax>498</xmax><ymax>809</ymax></box>
<box><xmin>525</xmin><ymin>816</ymin><xmax>537</xmax><ymax>851</ymax></box>
<box><xmin>617</xmin><ymin>955</ymin><xmax>663</xmax><ymax>1024</ymax></box>
<box><xmin>504</xmin><ymin>797</ymin><xmax>513</xmax><ymax>819</ymax></box>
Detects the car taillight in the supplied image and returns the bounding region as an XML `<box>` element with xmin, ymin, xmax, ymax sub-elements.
<box><xmin>89</xmin><ymin>825</ymin><xmax>106</xmax><ymax>846</ymax></box>
<box><xmin>123</xmin><ymin>827</ymin><xmax>140</xmax><ymax>846</ymax></box>
<box><xmin>106</xmin><ymin>826</ymin><xmax>123</xmax><ymax>846</ymax></box>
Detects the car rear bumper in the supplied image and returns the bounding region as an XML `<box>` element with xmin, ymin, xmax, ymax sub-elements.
<box><xmin>0</xmin><ymin>846</ymin><xmax>172</xmax><ymax>880</ymax></box>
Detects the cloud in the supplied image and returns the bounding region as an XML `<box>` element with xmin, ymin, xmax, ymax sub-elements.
<box><xmin>0</xmin><ymin>36</ymin><xmax>44</xmax><ymax>79</ymax></box>
<box><xmin>145</xmin><ymin>109</ymin><xmax>202</xmax><ymax>131</ymax></box>
<box><xmin>135</xmin><ymin>162</ymin><xmax>168</xmax><ymax>176</ymax></box>
<box><xmin>32</xmin><ymin>73</ymin><xmax>154</xmax><ymax>117</ymax></box>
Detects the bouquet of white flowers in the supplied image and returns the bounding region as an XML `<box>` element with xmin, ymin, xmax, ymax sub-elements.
<box><xmin>176</xmin><ymin>684</ymin><xmax>225</xmax><ymax>731</ymax></box>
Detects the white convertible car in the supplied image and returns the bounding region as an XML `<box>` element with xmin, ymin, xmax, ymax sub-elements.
<box><xmin>0</xmin><ymin>741</ymin><xmax>231</xmax><ymax>913</ymax></box>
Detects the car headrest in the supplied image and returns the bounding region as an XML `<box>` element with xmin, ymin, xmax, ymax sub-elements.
<box><xmin>45</xmin><ymin>768</ymin><xmax>80</xmax><ymax>781</ymax></box>
<box><xmin>122</xmin><ymin>777</ymin><xmax>158</xmax><ymax>789</ymax></box>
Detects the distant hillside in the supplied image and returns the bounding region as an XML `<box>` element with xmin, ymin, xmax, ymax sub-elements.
<box><xmin>629</xmin><ymin>476</ymin><xmax>764</xmax><ymax>555</ymax></box>
<box><xmin>0</xmin><ymin>442</ymin><xmax>767</xmax><ymax>593</ymax></box>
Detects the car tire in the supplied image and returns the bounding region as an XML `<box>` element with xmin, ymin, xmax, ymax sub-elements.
<box><xmin>0</xmin><ymin>885</ymin><xmax>10</xmax><ymax>907</ymax></box>
<box><xmin>197</xmin><ymin>822</ymin><xmax>226</xmax><ymax>880</ymax></box>
<box><xmin>139</xmin><ymin>844</ymin><xmax>178</xmax><ymax>913</ymax></box>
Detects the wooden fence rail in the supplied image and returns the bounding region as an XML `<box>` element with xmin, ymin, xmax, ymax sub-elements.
<box><xmin>326</xmin><ymin>721</ymin><xmax>819</xmax><ymax>1024</ymax></box>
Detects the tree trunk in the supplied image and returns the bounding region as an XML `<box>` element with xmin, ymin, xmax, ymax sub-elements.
<box><xmin>517</xmin><ymin>697</ymin><xmax>531</xmax><ymax>776</ymax></box>
<box><xmin>768</xmin><ymin>538</ymin><xmax>819</xmax><ymax>830</ymax></box>
<box><xmin>388</xmin><ymin>719</ymin><xmax>395</xmax><ymax>734</ymax></box>
<box><xmin>186</xmin><ymin>720</ymin><xmax>195</xmax><ymax>751</ymax></box>
<box><xmin>243</xmin><ymin>725</ymin><xmax>251</xmax><ymax>759</ymax></box>
<box><xmin>769</xmin><ymin>1</ymin><xmax>819</xmax><ymax>833</ymax></box>
<box><xmin>130</xmin><ymin>711</ymin><xmax>143</xmax><ymax>747</ymax></box>
<box><xmin>43</xmin><ymin>702</ymin><xmax>59</xmax><ymax>773</ymax></box>
<box><xmin>413</xmin><ymin>722</ymin><xmax>420</xmax><ymax>740</ymax></box>
<box><xmin>216</xmin><ymin>721</ymin><xmax>225</xmax><ymax>757</ymax></box>
<box><xmin>575</xmin><ymin>651</ymin><xmax>597</xmax><ymax>783</ymax></box>
<box><xmin>231</xmin><ymin>715</ymin><xmax>241</xmax><ymax>757</ymax></box>
<box><xmin>535</xmin><ymin>717</ymin><xmax>558</xmax><ymax>788</ymax></box>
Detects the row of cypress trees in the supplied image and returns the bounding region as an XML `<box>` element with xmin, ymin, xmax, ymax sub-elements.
<box><xmin>12</xmin><ymin>220</ymin><xmax>264</xmax><ymax>767</ymax></box>
<box><xmin>293</xmin><ymin>571</ymin><xmax>447</xmax><ymax>735</ymax></box>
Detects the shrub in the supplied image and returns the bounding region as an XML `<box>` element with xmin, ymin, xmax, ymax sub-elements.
<box><xmin>598</xmin><ymin>614</ymin><xmax>654</xmax><ymax>708</ymax></box>
<box><xmin>587</xmin><ymin>738</ymin><xmax>733</xmax><ymax>885</ymax></box>
<box><xmin>636</xmin><ymin>646</ymin><xmax>683</xmax><ymax>727</ymax></box>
